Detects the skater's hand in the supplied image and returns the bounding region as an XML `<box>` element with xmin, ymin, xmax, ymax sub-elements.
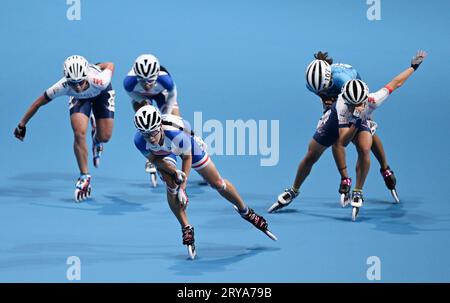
<box><xmin>14</xmin><ymin>124</ymin><xmax>26</xmax><ymax>141</ymax></box>
<box><xmin>177</xmin><ymin>188</ymin><xmax>189</xmax><ymax>209</ymax></box>
<box><xmin>411</xmin><ymin>50</ymin><xmax>427</xmax><ymax>71</ymax></box>
<box><xmin>351</xmin><ymin>102</ymin><xmax>366</xmax><ymax>118</ymax></box>
<box><xmin>174</xmin><ymin>170</ymin><xmax>186</xmax><ymax>186</ymax></box>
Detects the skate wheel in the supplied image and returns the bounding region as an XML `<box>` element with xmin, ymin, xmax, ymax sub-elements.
<box><xmin>264</xmin><ymin>229</ymin><xmax>278</xmax><ymax>241</ymax></box>
<box><xmin>151</xmin><ymin>173</ymin><xmax>158</xmax><ymax>187</ymax></box>
<box><xmin>351</xmin><ymin>207</ymin><xmax>359</xmax><ymax>222</ymax></box>
<box><xmin>340</xmin><ymin>193</ymin><xmax>350</xmax><ymax>208</ymax></box>
<box><xmin>187</xmin><ymin>245</ymin><xmax>196</xmax><ymax>260</ymax></box>
<box><xmin>391</xmin><ymin>189</ymin><xmax>400</xmax><ymax>203</ymax></box>
<box><xmin>75</xmin><ymin>190</ymin><xmax>84</xmax><ymax>202</ymax></box>
<box><xmin>74</xmin><ymin>189</ymin><xmax>81</xmax><ymax>202</ymax></box>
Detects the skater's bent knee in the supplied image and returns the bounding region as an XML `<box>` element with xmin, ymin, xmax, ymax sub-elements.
<box><xmin>74</xmin><ymin>131</ymin><xmax>86</xmax><ymax>141</ymax></box>
<box><xmin>303</xmin><ymin>154</ymin><xmax>319</xmax><ymax>166</ymax></box>
<box><xmin>358</xmin><ymin>146</ymin><xmax>371</xmax><ymax>156</ymax></box>
<box><xmin>210</xmin><ymin>178</ymin><xmax>227</xmax><ymax>191</ymax></box>
<box><xmin>96</xmin><ymin>132</ymin><xmax>112</xmax><ymax>143</ymax></box>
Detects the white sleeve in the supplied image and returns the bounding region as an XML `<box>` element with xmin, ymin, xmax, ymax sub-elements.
<box><xmin>164</xmin><ymin>84</ymin><xmax>178</xmax><ymax>114</ymax></box>
<box><xmin>91</xmin><ymin>69</ymin><xmax>112</xmax><ymax>90</ymax></box>
<box><xmin>44</xmin><ymin>78</ymin><xmax>69</xmax><ymax>100</ymax></box>
<box><xmin>368</xmin><ymin>87</ymin><xmax>391</xmax><ymax>110</ymax></box>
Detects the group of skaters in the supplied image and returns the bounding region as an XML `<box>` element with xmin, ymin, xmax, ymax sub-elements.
<box><xmin>14</xmin><ymin>50</ymin><xmax>427</xmax><ymax>259</ymax></box>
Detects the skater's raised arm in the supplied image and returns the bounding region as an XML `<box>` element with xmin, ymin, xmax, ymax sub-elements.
<box><xmin>386</xmin><ymin>50</ymin><xmax>426</xmax><ymax>91</ymax></box>
<box><xmin>371</xmin><ymin>51</ymin><xmax>427</xmax><ymax>109</ymax></box>
<box><xmin>14</xmin><ymin>94</ymin><xmax>52</xmax><ymax>141</ymax></box>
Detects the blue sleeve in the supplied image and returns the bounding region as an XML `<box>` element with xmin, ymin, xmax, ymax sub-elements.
<box><xmin>156</xmin><ymin>74</ymin><xmax>175</xmax><ymax>91</ymax></box>
<box><xmin>123</xmin><ymin>76</ymin><xmax>138</xmax><ymax>93</ymax></box>
<box><xmin>134</xmin><ymin>132</ymin><xmax>150</xmax><ymax>157</ymax></box>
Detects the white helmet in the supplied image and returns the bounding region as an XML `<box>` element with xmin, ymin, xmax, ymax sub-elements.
<box><xmin>341</xmin><ymin>79</ymin><xmax>369</xmax><ymax>105</ymax></box>
<box><xmin>134</xmin><ymin>105</ymin><xmax>162</xmax><ymax>133</ymax></box>
<box><xmin>133</xmin><ymin>54</ymin><xmax>160</xmax><ymax>81</ymax></box>
<box><xmin>63</xmin><ymin>55</ymin><xmax>89</xmax><ymax>82</ymax></box>
<box><xmin>305</xmin><ymin>59</ymin><xmax>332</xmax><ymax>92</ymax></box>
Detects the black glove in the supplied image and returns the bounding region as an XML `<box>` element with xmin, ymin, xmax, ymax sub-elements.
<box><xmin>14</xmin><ymin>124</ymin><xmax>26</xmax><ymax>141</ymax></box>
<box><xmin>314</xmin><ymin>51</ymin><xmax>333</xmax><ymax>64</ymax></box>
<box><xmin>411</xmin><ymin>50</ymin><xmax>427</xmax><ymax>71</ymax></box>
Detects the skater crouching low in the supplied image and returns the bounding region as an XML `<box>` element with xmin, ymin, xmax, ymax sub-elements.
<box><xmin>133</xmin><ymin>105</ymin><xmax>277</xmax><ymax>259</ymax></box>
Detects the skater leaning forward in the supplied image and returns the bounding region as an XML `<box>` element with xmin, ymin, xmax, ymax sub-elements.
<box><xmin>269</xmin><ymin>50</ymin><xmax>427</xmax><ymax>221</ymax></box>
<box><xmin>14</xmin><ymin>55</ymin><xmax>115</xmax><ymax>202</ymax></box>
<box><xmin>304</xmin><ymin>51</ymin><xmax>401</xmax><ymax>207</ymax></box>
<box><xmin>333</xmin><ymin>50</ymin><xmax>427</xmax><ymax>221</ymax></box>
<box><xmin>133</xmin><ymin>105</ymin><xmax>277</xmax><ymax>259</ymax></box>
<box><xmin>124</xmin><ymin>54</ymin><xmax>182</xmax><ymax>186</ymax></box>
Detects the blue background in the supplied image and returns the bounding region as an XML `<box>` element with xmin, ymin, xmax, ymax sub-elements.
<box><xmin>0</xmin><ymin>0</ymin><xmax>449</xmax><ymax>282</ymax></box>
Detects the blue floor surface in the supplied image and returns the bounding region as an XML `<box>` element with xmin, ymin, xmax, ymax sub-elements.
<box><xmin>0</xmin><ymin>0</ymin><xmax>449</xmax><ymax>282</ymax></box>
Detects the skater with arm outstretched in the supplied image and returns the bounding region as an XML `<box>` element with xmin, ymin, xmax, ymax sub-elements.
<box><xmin>14</xmin><ymin>55</ymin><xmax>115</xmax><ymax>202</ymax></box>
<box><xmin>333</xmin><ymin>50</ymin><xmax>427</xmax><ymax>220</ymax></box>
<box><xmin>268</xmin><ymin>51</ymin><xmax>426</xmax><ymax>214</ymax></box>
<box><xmin>306</xmin><ymin>51</ymin><xmax>403</xmax><ymax>206</ymax></box>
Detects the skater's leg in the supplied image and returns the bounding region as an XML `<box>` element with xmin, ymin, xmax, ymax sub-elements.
<box><xmin>90</xmin><ymin>88</ymin><xmax>115</xmax><ymax>167</ymax></box>
<box><xmin>91</xmin><ymin>87</ymin><xmax>115</xmax><ymax>139</ymax></box>
<box><xmin>372</xmin><ymin>134</ymin><xmax>398</xmax><ymax>197</ymax></box>
<box><xmin>268</xmin><ymin>139</ymin><xmax>327</xmax><ymax>213</ymax></box>
<box><xmin>70</xmin><ymin>113</ymin><xmax>90</xmax><ymax>174</ymax></box>
<box><xmin>193</xmin><ymin>151</ymin><xmax>275</xmax><ymax>239</ymax></box>
<box><xmin>333</xmin><ymin>142</ymin><xmax>352</xmax><ymax>207</ymax></box>
<box><xmin>166</xmin><ymin>191</ymin><xmax>190</xmax><ymax>228</ymax></box>
<box><xmin>332</xmin><ymin>143</ymin><xmax>350</xmax><ymax>179</ymax></box>
<box><xmin>165</xmin><ymin>181</ymin><xmax>196</xmax><ymax>258</ymax></box>
<box><xmin>93</xmin><ymin>118</ymin><xmax>114</xmax><ymax>143</ymax></box>
<box><xmin>354</xmin><ymin>131</ymin><xmax>373</xmax><ymax>190</ymax></box>
<box><xmin>196</xmin><ymin>161</ymin><xmax>247</xmax><ymax>211</ymax></box>
<box><xmin>292</xmin><ymin>139</ymin><xmax>328</xmax><ymax>191</ymax></box>
<box><xmin>156</xmin><ymin>159</ymin><xmax>191</xmax><ymax>227</ymax></box>
<box><xmin>371</xmin><ymin>134</ymin><xmax>389</xmax><ymax>170</ymax></box>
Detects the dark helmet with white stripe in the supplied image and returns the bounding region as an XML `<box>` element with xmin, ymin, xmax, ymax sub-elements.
<box><xmin>133</xmin><ymin>54</ymin><xmax>160</xmax><ymax>81</ymax></box>
<box><xmin>134</xmin><ymin>105</ymin><xmax>162</xmax><ymax>133</ymax></box>
<box><xmin>305</xmin><ymin>59</ymin><xmax>332</xmax><ymax>92</ymax></box>
<box><xmin>341</xmin><ymin>79</ymin><xmax>369</xmax><ymax>105</ymax></box>
<box><xmin>63</xmin><ymin>55</ymin><xmax>89</xmax><ymax>82</ymax></box>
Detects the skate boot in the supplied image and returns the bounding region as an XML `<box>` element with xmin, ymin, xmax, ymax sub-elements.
<box><xmin>90</xmin><ymin>115</ymin><xmax>103</xmax><ymax>168</ymax></box>
<box><xmin>145</xmin><ymin>160</ymin><xmax>158</xmax><ymax>187</ymax></box>
<box><xmin>267</xmin><ymin>188</ymin><xmax>299</xmax><ymax>213</ymax></box>
<box><xmin>182</xmin><ymin>225</ymin><xmax>196</xmax><ymax>260</ymax></box>
<box><xmin>339</xmin><ymin>177</ymin><xmax>352</xmax><ymax>208</ymax></box>
<box><xmin>236</xmin><ymin>207</ymin><xmax>278</xmax><ymax>241</ymax></box>
<box><xmin>351</xmin><ymin>189</ymin><xmax>364</xmax><ymax>222</ymax></box>
<box><xmin>380</xmin><ymin>166</ymin><xmax>399</xmax><ymax>203</ymax></box>
<box><xmin>74</xmin><ymin>174</ymin><xmax>91</xmax><ymax>202</ymax></box>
